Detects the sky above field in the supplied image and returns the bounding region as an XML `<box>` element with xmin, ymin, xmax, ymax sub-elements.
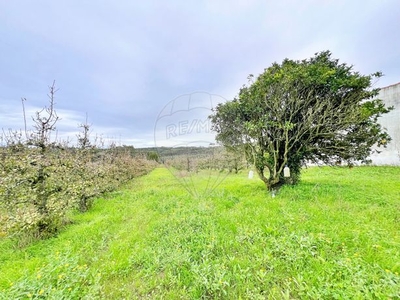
<box><xmin>1</xmin><ymin>0</ymin><xmax>399</xmax><ymax>147</ymax></box>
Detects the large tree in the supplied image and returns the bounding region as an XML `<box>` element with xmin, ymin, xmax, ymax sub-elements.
<box><xmin>210</xmin><ymin>51</ymin><xmax>392</xmax><ymax>191</ymax></box>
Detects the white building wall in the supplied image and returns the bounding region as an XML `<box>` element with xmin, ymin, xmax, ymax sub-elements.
<box><xmin>369</xmin><ymin>82</ymin><xmax>400</xmax><ymax>165</ymax></box>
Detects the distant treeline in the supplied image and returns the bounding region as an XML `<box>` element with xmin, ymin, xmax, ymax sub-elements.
<box><xmin>135</xmin><ymin>146</ymin><xmax>221</xmax><ymax>158</ymax></box>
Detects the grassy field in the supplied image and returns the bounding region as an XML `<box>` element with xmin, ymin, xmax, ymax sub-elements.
<box><xmin>0</xmin><ymin>166</ymin><xmax>399</xmax><ymax>299</ymax></box>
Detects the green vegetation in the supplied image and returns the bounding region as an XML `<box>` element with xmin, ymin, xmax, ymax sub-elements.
<box><xmin>1</xmin><ymin>166</ymin><xmax>399</xmax><ymax>299</ymax></box>
<box><xmin>210</xmin><ymin>51</ymin><xmax>392</xmax><ymax>190</ymax></box>
<box><xmin>0</xmin><ymin>139</ymin><xmax>155</xmax><ymax>241</ymax></box>
<box><xmin>0</xmin><ymin>82</ymin><xmax>155</xmax><ymax>239</ymax></box>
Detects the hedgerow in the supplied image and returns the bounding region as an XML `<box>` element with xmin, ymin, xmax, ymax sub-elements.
<box><xmin>0</xmin><ymin>82</ymin><xmax>156</xmax><ymax>241</ymax></box>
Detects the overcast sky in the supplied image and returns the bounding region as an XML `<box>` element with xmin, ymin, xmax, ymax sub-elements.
<box><xmin>1</xmin><ymin>0</ymin><xmax>399</xmax><ymax>147</ymax></box>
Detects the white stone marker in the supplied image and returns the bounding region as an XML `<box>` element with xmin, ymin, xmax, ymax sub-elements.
<box><xmin>248</xmin><ymin>170</ymin><xmax>254</xmax><ymax>179</ymax></box>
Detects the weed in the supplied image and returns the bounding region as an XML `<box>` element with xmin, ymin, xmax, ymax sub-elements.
<box><xmin>0</xmin><ymin>166</ymin><xmax>399</xmax><ymax>299</ymax></box>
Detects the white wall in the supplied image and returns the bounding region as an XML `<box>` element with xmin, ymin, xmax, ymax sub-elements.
<box><xmin>369</xmin><ymin>82</ymin><xmax>400</xmax><ymax>165</ymax></box>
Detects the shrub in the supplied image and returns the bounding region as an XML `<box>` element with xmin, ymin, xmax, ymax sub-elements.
<box><xmin>0</xmin><ymin>82</ymin><xmax>156</xmax><ymax>240</ymax></box>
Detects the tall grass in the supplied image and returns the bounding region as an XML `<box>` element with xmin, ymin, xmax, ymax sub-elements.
<box><xmin>0</xmin><ymin>166</ymin><xmax>399</xmax><ymax>299</ymax></box>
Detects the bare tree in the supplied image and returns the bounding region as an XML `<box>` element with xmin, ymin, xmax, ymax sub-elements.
<box><xmin>77</xmin><ymin>113</ymin><xmax>92</xmax><ymax>149</ymax></box>
<box><xmin>30</xmin><ymin>81</ymin><xmax>60</xmax><ymax>152</ymax></box>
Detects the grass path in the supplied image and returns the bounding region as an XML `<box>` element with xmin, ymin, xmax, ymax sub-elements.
<box><xmin>0</xmin><ymin>166</ymin><xmax>399</xmax><ymax>299</ymax></box>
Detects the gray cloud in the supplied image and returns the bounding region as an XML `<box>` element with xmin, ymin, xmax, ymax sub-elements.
<box><xmin>1</xmin><ymin>0</ymin><xmax>399</xmax><ymax>147</ymax></box>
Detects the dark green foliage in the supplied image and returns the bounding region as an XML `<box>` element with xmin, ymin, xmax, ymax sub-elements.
<box><xmin>146</xmin><ymin>151</ymin><xmax>160</xmax><ymax>162</ymax></box>
<box><xmin>210</xmin><ymin>51</ymin><xmax>393</xmax><ymax>190</ymax></box>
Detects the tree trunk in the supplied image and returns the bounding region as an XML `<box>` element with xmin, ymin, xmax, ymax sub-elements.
<box><xmin>268</xmin><ymin>177</ymin><xmax>284</xmax><ymax>191</ymax></box>
<box><xmin>255</xmin><ymin>165</ymin><xmax>286</xmax><ymax>192</ymax></box>
<box><xmin>254</xmin><ymin>166</ymin><xmax>269</xmax><ymax>189</ymax></box>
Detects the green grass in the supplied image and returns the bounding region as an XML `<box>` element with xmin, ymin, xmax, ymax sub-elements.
<box><xmin>0</xmin><ymin>166</ymin><xmax>399</xmax><ymax>299</ymax></box>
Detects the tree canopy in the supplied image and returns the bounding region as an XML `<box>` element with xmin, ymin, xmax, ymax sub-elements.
<box><xmin>210</xmin><ymin>51</ymin><xmax>392</xmax><ymax>191</ymax></box>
